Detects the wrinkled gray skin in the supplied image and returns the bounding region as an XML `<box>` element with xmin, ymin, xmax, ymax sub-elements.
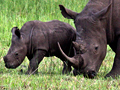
<box><xmin>59</xmin><ymin>0</ymin><xmax>120</xmax><ymax>78</ymax></box>
<box><xmin>3</xmin><ymin>20</ymin><xmax>76</xmax><ymax>74</ymax></box>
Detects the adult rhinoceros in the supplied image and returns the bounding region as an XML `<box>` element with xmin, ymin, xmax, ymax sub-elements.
<box><xmin>59</xmin><ymin>0</ymin><xmax>120</xmax><ymax>78</ymax></box>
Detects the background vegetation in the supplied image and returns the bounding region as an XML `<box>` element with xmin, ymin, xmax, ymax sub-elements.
<box><xmin>0</xmin><ymin>0</ymin><xmax>119</xmax><ymax>89</ymax></box>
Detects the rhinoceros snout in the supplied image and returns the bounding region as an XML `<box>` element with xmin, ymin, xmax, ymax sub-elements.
<box><xmin>3</xmin><ymin>56</ymin><xmax>10</xmax><ymax>68</ymax></box>
<box><xmin>3</xmin><ymin>56</ymin><xmax>8</xmax><ymax>63</ymax></box>
<box><xmin>3</xmin><ymin>56</ymin><xmax>15</xmax><ymax>68</ymax></box>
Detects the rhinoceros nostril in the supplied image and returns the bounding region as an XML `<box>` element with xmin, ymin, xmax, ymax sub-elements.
<box><xmin>84</xmin><ymin>71</ymin><xmax>96</xmax><ymax>79</ymax></box>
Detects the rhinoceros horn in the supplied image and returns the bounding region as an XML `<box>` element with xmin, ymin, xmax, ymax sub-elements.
<box><xmin>57</xmin><ymin>42</ymin><xmax>80</xmax><ymax>66</ymax></box>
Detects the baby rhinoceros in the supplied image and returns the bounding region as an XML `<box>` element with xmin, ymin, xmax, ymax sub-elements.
<box><xmin>3</xmin><ymin>20</ymin><xmax>76</xmax><ymax>74</ymax></box>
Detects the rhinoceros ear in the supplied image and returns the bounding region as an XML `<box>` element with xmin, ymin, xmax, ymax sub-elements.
<box><xmin>59</xmin><ymin>5</ymin><xmax>78</xmax><ymax>20</ymax></box>
<box><xmin>72</xmin><ymin>41</ymin><xmax>87</xmax><ymax>54</ymax></box>
<box><xmin>93</xmin><ymin>3</ymin><xmax>111</xmax><ymax>20</ymax></box>
<box><xmin>72</xmin><ymin>41</ymin><xmax>79</xmax><ymax>50</ymax></box>
<box><xmin>11</xmin><ymin>27</ymin><xmax>21</xmax><ymax>38</ymax></box>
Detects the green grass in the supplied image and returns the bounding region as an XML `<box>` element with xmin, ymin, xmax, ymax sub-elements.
<box><xmin>0</xmin><ymin>0</ymin><xmax>120</xmax><ymax>90</ymax></box>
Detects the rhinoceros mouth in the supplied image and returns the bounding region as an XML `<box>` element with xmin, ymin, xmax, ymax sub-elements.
<box><xmin>5</xmin><ymin>63</ymin><xmax>17</xmax><ymax>69</ymax></box>
<box><xmin>4</xmin><ymin>59</ymin><xmax>20</xmax><ymax>69</ymax></box>
<box><xmin>73</xmin><ymin>69</ymin><xmax>97</xmax><ymax>78</ymax></box>
<box><xmin>83</xmin><ymin>71</ymin><xmax>97</xmax><ymax>79</ymax></box>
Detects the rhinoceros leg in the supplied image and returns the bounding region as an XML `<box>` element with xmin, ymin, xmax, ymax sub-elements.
<box><xmin>105</xmin><ymin>38</ymin><xmax>120</xmax><ymax>78</ymax></box>
<box><xmin>26</xmin><ymin>50</ymin><xmax>46</xmax><ymax>74</ymax></box>
<box><xmin>62</xmin><ymin>61</ymin><xmax>72</xmax><ymax>74</ymax></box>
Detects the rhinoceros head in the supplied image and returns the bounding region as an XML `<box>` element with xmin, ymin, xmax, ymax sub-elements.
<box><xmin>59</xmin><ymin>4</ymin><xmax>111</xmax><ymax>78</ymax></box>
<box><xmin>3</xmin><ymin>27</ymin><xmax>27</xmax><ymax>68</ymax></box>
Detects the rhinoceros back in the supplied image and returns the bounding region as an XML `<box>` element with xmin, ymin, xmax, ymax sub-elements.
<box><xmin>20</xmin><ymin>20</ymin><xmax>76</xmax><ymax>57</ymax></box>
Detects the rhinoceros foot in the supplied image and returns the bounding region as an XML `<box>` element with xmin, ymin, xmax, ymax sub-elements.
<box><xmin>105</xmin><ymin>72</ymin><xmax>120</xmax><ymax>79</ymax></box>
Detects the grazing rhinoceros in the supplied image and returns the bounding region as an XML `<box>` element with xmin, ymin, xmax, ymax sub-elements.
<box><xmin>59</xmin><ymin>0</ymin><xmax>120</xmax><ymax>78</ymax></box>
<box><xmin>3</xmin><ymin>20</ymin><xmax>76</xmax><ymax>74</ymax></box>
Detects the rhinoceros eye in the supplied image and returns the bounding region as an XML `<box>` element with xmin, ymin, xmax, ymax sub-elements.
<box><xmin>95</xmin><ymin>46</ymin><xmax>98</xmax><ymax>51</ymax></box>
<box><xmin>15</xmin><ymin>52</ymin><xmax>18</xmax><ymax>56</ymax></box>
